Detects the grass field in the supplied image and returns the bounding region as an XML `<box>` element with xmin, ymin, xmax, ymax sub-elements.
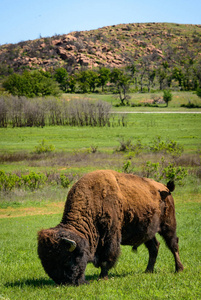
<box><xmin>63</xmin><ymin>91</ymin><xmax>201</xmax><ymax>111</ymax></box>
<box><xmin>0</xmin><ymin>95</ymin><xmax>201</xmax><ymax>299</ymax></box>
<box><xmin>1</xmin><ymin>113</ymin><xmax>200</xmax><ymax>154</ymax></box>
<box><xmin>0</xmin><ymin>198</ymin><xmax>200</xmax><ymax>299</ymax></box>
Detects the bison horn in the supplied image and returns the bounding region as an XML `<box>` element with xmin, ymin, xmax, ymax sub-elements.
<box><xmin>61</xmin><ymin>238</ymin><xmax>77</xmax><ymax>252</ymax></box>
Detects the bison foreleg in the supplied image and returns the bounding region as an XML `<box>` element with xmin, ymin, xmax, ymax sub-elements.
<box><xmin>144</xmin><ymin>236</ymin><xmax>160</xmax><ymax>273</ymax></box>
<box><xmin>99</xmin><ymin>262</ymin><xmax>109</xmax><ymax>279</ymax></box>
<box><xmin>98</xmin><ymin>233</ymin><xmax>121</xmax><ymax>280</ymax></box>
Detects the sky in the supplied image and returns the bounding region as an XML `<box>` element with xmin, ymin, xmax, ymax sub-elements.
<box><xmin>0</xmin><ymin>0</ymin><xmax>201</xmax><ymax>45</ymax></box>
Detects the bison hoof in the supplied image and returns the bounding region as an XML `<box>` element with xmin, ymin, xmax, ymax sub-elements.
<box><xmin>98</xmin><ymin>275</ymin><xmax>109</xmax><ymax>281</ymax></box>
<box><xmin>176</xmin><ymin>265</ymin><xmax>184</xmax><ymax>272</ymax></box>
<box><xmin>145</xmin><ymin>268</ymin><xmax>154</xmax><ymax>273</ymax></box>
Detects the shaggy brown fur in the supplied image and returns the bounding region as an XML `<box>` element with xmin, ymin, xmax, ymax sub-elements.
<box><xmin>38</xmin><ymin>170</ymin><xmax>183</xmax><ymax>285</ymax></box>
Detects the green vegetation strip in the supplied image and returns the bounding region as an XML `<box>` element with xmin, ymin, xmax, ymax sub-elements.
<box><xmin>1</xmin><ymin>114</ymin><xmax>201</xmax><ymax>153</ymax></box>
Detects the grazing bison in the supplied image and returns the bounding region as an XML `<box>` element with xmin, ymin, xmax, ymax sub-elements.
<box><xmin>38</xmin><ymin>170</ymin><xmax>183</xmax><ymax>285</ymax></box>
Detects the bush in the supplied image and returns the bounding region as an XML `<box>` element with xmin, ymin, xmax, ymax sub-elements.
<box><xmin>116</xmin><ymin>136</ymin><xmax>183</xmax><ymax>157</ymax></box>
<box><xmin>0</xmin><ymin>170</ymin><xmax>21</xmax><ymax>191</ymax></box>
<box><xmin>60</xmin><ymin>174</ymin><xmax>70</xmax><ymax>188</ymax></box>
<box><xmin>116</xmin><ymin>138</ymin><xmax>143</xmax><ymax>155</ymax></box>
<box><xmin>34</xmin><ymin>139</ymin><xmax>55</xmax><ymax>154</ymax></box>
<box><xmin>0</xmin><ymin>170</ymin><xmax>74</xmax><ymax>192</ymax></box>
<box><xmin>143</xmin><ymin>161</ymin><xmax>160</xmax><ymax>180</ymax></box>
<box><xmin>21</xmin><ymin>172</ymin><xmax>47</xmax><ymax>190</ymax></box>
<box><xmin>181</xmin><ymin>103</ymin><xmax>201</xmax><ymax>108</ymax></box>
<box><xmin>142</xmin><ymin>159</ymin><xmax>188</xmax><ymax>184</ymax></box>
<box><xmin>162</xmin><ymin>163</ymin><xmax>188</xmax><ymax>184</ymax></box>
<box><xmin>150</xmin><ymin>136</ymin><xmax>183</xmax><ymax>156</ymax></box>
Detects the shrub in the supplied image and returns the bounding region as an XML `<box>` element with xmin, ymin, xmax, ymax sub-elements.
<box><xmin>150</xmin><ymin>136</ymin><xmax>183</xmax><ymax>156</ymax></box>
<box><xmin>34</xmin><ymin>139</ymin><xmax>55</xmax><ymax>154</ymax></box>
<box><xmin>143</xmin><ymin>161</ymin><xmax>160</xmax><ymax>180</ymax></box>
<box><xmin>60</xmin><ymin>174</ymin><xmax>70</xmax><ymax>188</ymax></box>
<box><xmin>180</xmin><ymin>103</ymin><xmax>201</xmax><ymax>108</ymax></box>
<box><xmin>116</xmin><ymin>138</ymin><xmax>143</xmax><ymax>155</ymax></box>
<box><xmin>162</xmin><ymin>163</ymin><xmax>188</xmax><ymax>184</ymax></box>
<box><xmin>21</xmin><ymin>172</ymin><xmax>46</xmax><ymax>190</ymax></box>
<box><xmin>142</xmin><ymin>158</ymin><xmax>188</xmax><ymax>184</ymax></box>
<box><xmin>0</xmin><ymin>170</ymin><xmax>75</xmax><ymax>192</ymax></box>
<box><xmin>0</xmin><ymin>170</ymin><xmax>22</xmax><ymax>191</ymax></box>
<box><xmin>123</xmin><ymin>160</ymin><xmax>132</xmax><ymax>173</ymax></box>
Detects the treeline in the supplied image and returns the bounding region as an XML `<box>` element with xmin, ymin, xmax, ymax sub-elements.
<box><xmin>0</xmin><ymin>95</ymin><xmax>127</xmax><ymax>128</ymax></box>
<box><xmin>2</xmin><ymin>61</ymin><xmax>201</xmax><ymax>103</ymax></box>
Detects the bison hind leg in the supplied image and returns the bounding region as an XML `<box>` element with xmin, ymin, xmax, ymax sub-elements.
<box><xmin>160</xmin><ymin>230</ymin><xmax>184</xmax><ymax>272</ymax></box>
<box><xmin>144</xmin><ymin>236</ymin><xmax>160</xmax><ymax>273</ymax></box>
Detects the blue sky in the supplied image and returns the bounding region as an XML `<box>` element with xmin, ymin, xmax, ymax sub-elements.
<box><xmin>0</xmin><ymin>0</ymin><xmax>201</xmax><ymax>45</ymax></box>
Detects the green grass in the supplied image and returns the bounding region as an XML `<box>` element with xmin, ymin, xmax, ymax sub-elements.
<box><xmin>63</xmin><ymin>91</ymin><xmax>201</xmax><ymax>111</ymax></box>
<box><xmin>0</xmin><ymin>199</ymin><xmax>200</xmax><ymax>299</ymax></box>
<box><xmin>0</xmin><ymin>102</ymin><xmax>201</xmax><ymax>298</ymax></box>
<box><xmin>0</xmin><ymin>114</ymin><xmax>200</xmax><ymax>154</ymax></box>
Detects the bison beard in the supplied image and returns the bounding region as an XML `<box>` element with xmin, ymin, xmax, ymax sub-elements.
<box><xmin>37</xmin><ymin>170</ymin><xmax>184</xmax><ymax>285</ymax></box>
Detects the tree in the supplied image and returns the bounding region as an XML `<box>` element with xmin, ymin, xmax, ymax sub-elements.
<box><xmin>158</xmin><ymin>67</ymin><xmax>167</xmax><ymax>90</ymax></box>
<box><xmin>196</xmin><ymin>87</ymin><xmax>201</xmax><ymax>98</ymax></box>
<box><xmin>67</xmin><ymin>75</ymin><xmax>77</xmax><ymax>93</ymax></box>
<box><xmin>86</xmin><ymin>70</ymin><xmax>99</xmax><ymax>92</ymax></box>
<box><xmin>54</xmin><ymin>68</ymin><xmax>69</xmax><ymax>92</ymax></box>
<box><xmin>163</xmin><ymin>90</ymin><xmax>172</xmax><ymax>107</ymax></box>
<box><xmin>172</xmin><ymin>67</ymin><xmax>184</xmax><ymax>89</ymax></box>
<box><xmin>148</xmin><ymin>70</ymin><xmax>156</xmax><ymax>92</ymax></box>
<box><xmin>110</xmin><ymin>68</ymin><xmax>131</xmax><ymax>106</ymax></box>
<box><xmin>3</xmin><ymin>70</ymin><xmax>60</xmax><ymax>97</ymax></box>
<box><xmin>98</xmin><ymin>67</ymin><xmax>111</xmax><ymax>92</ymax></box>
<box><xmin>76</xmin><ymin>70</ymin><xmax>90</xmax><ymax>93</ymax></box>
<box><xmin>127</xmin><ymin>63</ymin><xmax>138</xmax><ymax>90</ymax></box>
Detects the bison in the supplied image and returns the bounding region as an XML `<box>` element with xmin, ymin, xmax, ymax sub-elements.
<box><xmin>38</xmin><ymin>170</ymin><xmax>184</xmax><ymax>285</ymax></box>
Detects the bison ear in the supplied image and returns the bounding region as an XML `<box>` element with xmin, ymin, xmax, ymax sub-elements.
<box><xmin>61</xmin><ymin>238</ymin><xmax>77</xmax><ymax>252</ymax></box>
<box><xmin>159</xmin><ymin>190</ymin><xmax>169</xmax><ymax>200</ymax></box>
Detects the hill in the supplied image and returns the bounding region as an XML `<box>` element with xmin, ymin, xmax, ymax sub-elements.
<box><xmin>0</xmin><ymin>22</ymin><xmax>201</xmax><ymax>75</ymax></box>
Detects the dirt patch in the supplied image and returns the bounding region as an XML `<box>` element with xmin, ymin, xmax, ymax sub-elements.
<box><xmin>0</xmin><ymin>202</ymin><xmax>64</xmax><ymax>218</ymax></box>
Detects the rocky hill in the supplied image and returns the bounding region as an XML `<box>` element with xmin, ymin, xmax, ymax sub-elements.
<box><xmin>0</xmin><ymin>22</ymin><xmax>201</xmax><ymax>75</ymax></box>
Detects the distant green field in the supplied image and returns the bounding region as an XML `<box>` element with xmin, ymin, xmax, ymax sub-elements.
<box><xmin>0</xmin><ymin>113</ymin><xmax>200</xmax><ymax>154</ymax></box>
<box><xmin>63</xmin><ymin>91</ymin><xmax>201</xmax><ymax>111</ymax></box>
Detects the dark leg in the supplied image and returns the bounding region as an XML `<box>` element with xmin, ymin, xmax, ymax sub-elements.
<box><xmin>98</xmin><ymin>234</ymin><xmax>121</xmax><ymax>280</ymax></box>
<box><xmin>99</xmin><ymin>262</ymin><xmax>110</xmax><ymax>279</ymax></box>
<box><xmin>161</xmin><ymin>231</ymin><xmax>184</xmax><ymax>272</ymax></box>
<box><xmin>145</xmin><ymin>236</ymin><xmax>160</xmax><ymax>273</ymax></box>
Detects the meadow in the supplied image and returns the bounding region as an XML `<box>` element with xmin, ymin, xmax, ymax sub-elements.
<box><xmin>0</xmin><ymin>94</ymin><xmax>201</xmax><ymax>299</ymax></box>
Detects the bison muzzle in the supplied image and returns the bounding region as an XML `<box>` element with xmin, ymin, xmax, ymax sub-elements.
<box><xmin>38</xmin><ymin>170</ymin><xmax>184</xmax><ymax>285</ymax></box>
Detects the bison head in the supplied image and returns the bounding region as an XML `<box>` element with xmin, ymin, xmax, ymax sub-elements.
<box><xmin>37</xmin><ymin>228</ymin><xmax>89</xmax><ymax>285</ymax></box>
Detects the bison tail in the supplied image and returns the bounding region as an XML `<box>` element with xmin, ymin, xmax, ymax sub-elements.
<box><xmin>167</xmin><ymin>180</ymin><xmax>175</xmax><ymax>192</ymax></box>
